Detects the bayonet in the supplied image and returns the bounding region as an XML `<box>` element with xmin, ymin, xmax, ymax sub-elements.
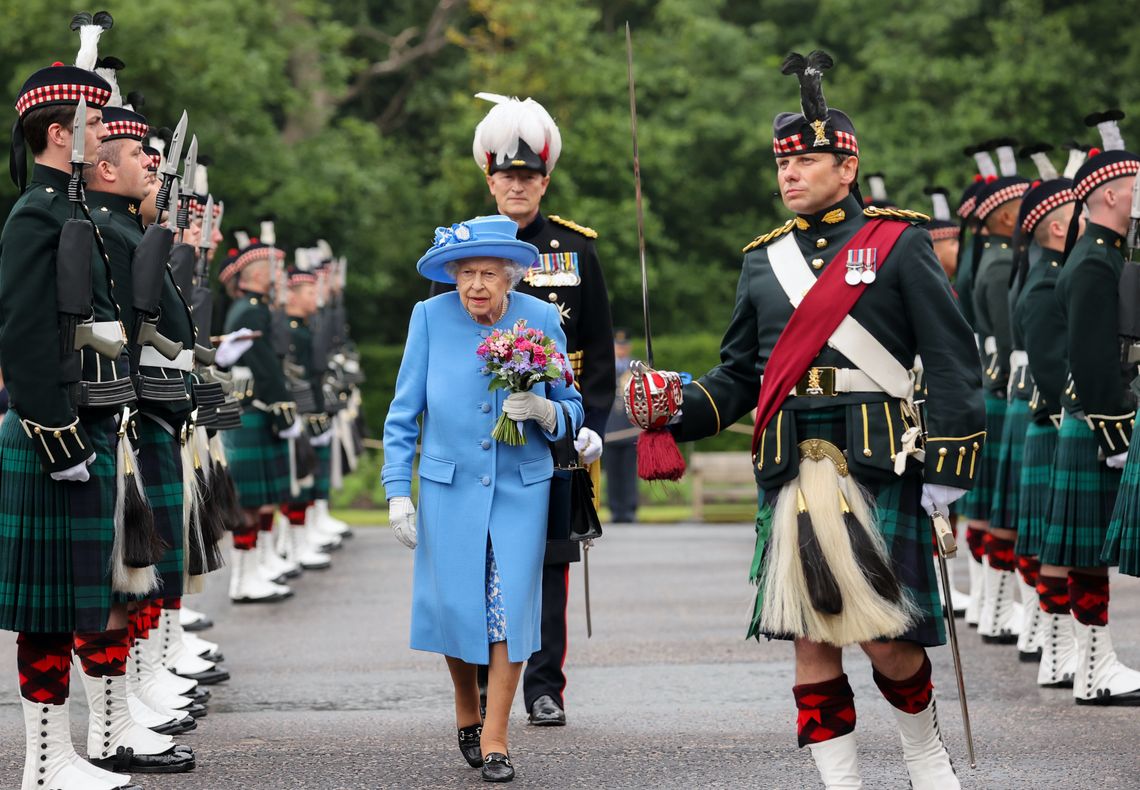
<box><xmin>1120</xmin><ymin>173</ymin><xmax>1140</xmax><ymax>361</ymax></box>
<box><xmin>154</xmin><ymin>110</ymin><xmax>187</xmax><ymax>218</ymax></box>
<box><xmin>175</xmin><ymin>135</ymin><xmax>197</xmax><ymax>234</ymax></box>
<box><xmin>67</xmin><ymin>97</ymin><xmax>87</xmax><ymax>204</ymax></box>
<box><xmin>1128</xmin><ymin>170</ymin><xmax>1140</xmax><ymax>258</ymax></box>
<box><xmin>197</xmin><ymin>195</ymin><xmax>214</xmax><ymax>255</ymax></box>
<box><xmin>192</xmin><ymin>194</ymin><xmax>218</xmax><ymax>365</ymax></box>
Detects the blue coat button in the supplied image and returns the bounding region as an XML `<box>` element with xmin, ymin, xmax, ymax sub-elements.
<box><xmin>480</xmin><ymin>403</ymin><xmax>491</xmax><ymax>413</ymax></box>
<box><xmin>480</xmin><ymin>475</ymin><xmax>491</xmax><ymax>486</ymax></box>
<box><xmin>481</xmin><ymin>440</ymin><xmax>491</xmax><ymax>450</ymax></box>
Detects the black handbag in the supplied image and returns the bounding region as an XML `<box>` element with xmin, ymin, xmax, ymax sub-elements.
<box><xmin>552</xmin><ymin>403</ymin><xmax>603</xmax><ymax>542</ymax></box>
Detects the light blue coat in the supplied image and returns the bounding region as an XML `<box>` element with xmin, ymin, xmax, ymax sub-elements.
<box><xmin>382</xmin><ymin>291</ymin><xmax>584</xmax><ymax>664</ymax></box>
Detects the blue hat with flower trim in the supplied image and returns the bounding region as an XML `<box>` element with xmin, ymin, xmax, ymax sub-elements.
<box><xmin>416</xmin><ymin>214</ymin><xmax>539</xmax><ymax>283</ymax></box>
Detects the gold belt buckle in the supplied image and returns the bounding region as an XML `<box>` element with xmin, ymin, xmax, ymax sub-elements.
<box><xmin>795</xmin><ymin>366</ymin><xmax>837</xmax><ymax>397</ymax></box>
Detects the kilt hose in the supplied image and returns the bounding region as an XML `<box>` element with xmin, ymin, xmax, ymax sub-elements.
<box><xmin>1014</xmin><ymin>420</ymin><xmax>1059</xmax><ymax>558</ymax></box>
<box><xmin>753</xmin><ymin>408</ymin><xmax>945</xmax><ymax>648</ymax></box>
<box><xmin>133</xmin><ymin>414</ymin><xmax>185</xmax><ymax>598</ymax></box>
<box><xmin>958</xmin><ymin>391</ymin><xmax>1007</xmax><ymax>521</ymax></box>
<box><xmin>990</xmin><ymin>398</ymin><xmax>1030</xmax><ymax>531</ymax></box>
<box><xmin>1039</xmin><ymin>413</ymin><xmax>1122</xmax><ymax>569</ymax></box>
<box><xmin>1103</xmin><ymin>441</ymin><xmax>1140</xmax><ymax>575</ymax></box>
<box><xmin>0</xmin><ymin>409</ymin><xmax>118</xmax><ymax>633</ymax></box>
<box><xmin>222</xmin><ymin>409</ymin><xmax>291</xmax><ymax>509</ymax></box>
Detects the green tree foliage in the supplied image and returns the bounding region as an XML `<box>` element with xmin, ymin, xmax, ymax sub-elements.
<box><xmin>1</xmin><ymin>0</ymin><xmax>1138</xmax><ymax>366</ymax></box>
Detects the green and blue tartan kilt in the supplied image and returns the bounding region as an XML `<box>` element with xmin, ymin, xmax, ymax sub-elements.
<box><xmin>0</xmin><ymin>410</ymin><xmax>117</xmax><ymax>633</ymax></box>
<box><xmin>222</xmin><ymin>410</ymin><xmax>290</xmax><ymax>509</ymax></box>
<box><xmin>753</xmin><ymin>408</ymin><xmax>944</xmax><ymax>647</ymax></box>
<box><xmin>133</xmin><ymin>415</ymin><xmax>184</xmax><ymax>598</ymax></box>
<box><xmin>1039</xmin><ymin>413</ymin><xmax>1122</xmax><ymax>568</ymax></box>
<box><xmin>1014</xmin><ymin>420</ymin><xmax>1058</xmax><ymax>557</ymax></box>
<box><xmin>990</xmin><ymin>398</ymin><xmax>1030</xmax><ymax>531</ymax></box>
<box><xmin>1102</xmin><ymin>442</ymin><xmax>1140</xmax><ymax>575</ymax></box>
<box><xmin>294</xmin><ymin>443</ymin><xmax>331</xmax><ymax>503</ymax></box>
<box><xmin>958</xmin><ymin>392</ymin><xmax>1007</xmax><ymax>520</ymax></box>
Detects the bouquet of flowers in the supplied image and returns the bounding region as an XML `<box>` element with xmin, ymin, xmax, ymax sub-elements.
<box><xmin>477</xmin><ymin>320</ymin><xmax>574</xmax><ymax>445</ymax></box>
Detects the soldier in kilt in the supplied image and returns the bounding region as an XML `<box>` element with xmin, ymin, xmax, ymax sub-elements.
<box><xmin>1</xmin><ymin>39</ymin><xmax>195</xmax><ymax>788</ymax></box>
<box><xmin>625</xmin><ymin>52</ymin><xmax>984</xmax><ymax>788</ymax></box>
<box><xmin>966</xmin><ymin>144</ymin><xmax>1031</xmax><ymax>644</ymax></box>
<box><xmin>220</xmin><ymin>239</ymin><xmax>300</xmax><ymax>603</ymax></box>
<box><xmin>1103</xmin><ymin>436</ymin><xmax>1140</xmax><ymax>576</ymax></box>
<box><xmin>1010</xmin><ymin>174</ymin><xmax>1085</xmax><ymax>686</ymax></box>
<box><xmin>278</xmin><ymin>263</ymin><xmax>337</xmax><ymax>569</ymax></box>
<box><xmin>1039</xmin><ymin>120</ymin><xmax>1140</xmax><ymax>705</ymax></box>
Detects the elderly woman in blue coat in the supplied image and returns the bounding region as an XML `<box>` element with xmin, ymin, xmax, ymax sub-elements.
<box><xmin>382</xmin><ymin>215</ymin><xmax>583</xmax><ymax>783</ymax></box>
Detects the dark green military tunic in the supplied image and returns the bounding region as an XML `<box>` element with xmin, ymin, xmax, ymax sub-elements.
<box><xmin>221</xmin><ymin>291</ymin><xmax>293</xmax><ymax>508</ymax></box>
<box><xmin>675</xmin><ymin>193</ymin><xmax>985</xmax><ymax>646</ymax></box>
<box><xmin>0</xmin><ymin>164</ymin><xmax>130</xmax><ymax>632</ymax></box>
<box><xmin>90</xmin><ymin>190</ymin><xmax>196</xmax><ymax>597</ymax></box>
<box><xmin>1041</xmin><ymin>224</ymin><xmax>1128</xmax><ymax>568</ymax></box>
<box><xmin>287</xmin><ymin>313</ymin><xmax>330</xmax><ymax>501</ymax></box>
<box><xmin>1013</xmin><ymin>247</ymin><xmax>1064</xmax><ymax>556</ymax></box>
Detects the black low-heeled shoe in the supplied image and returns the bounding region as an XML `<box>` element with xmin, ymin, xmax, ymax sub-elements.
<box><xmin>481</xmin><ymin>752</ymin><xmax>514</xmax><ymax>783</ymax></box>
<box><xmin>457</xmin><ymin>724</ymin><xmax>483</xmax><ymax>768</ymax></box>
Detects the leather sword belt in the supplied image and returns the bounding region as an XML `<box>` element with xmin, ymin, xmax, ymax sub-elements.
<box><xmin>786</xmin><ymin>367</ymin><xmax>887</xmax><ymax>398</ymax></box>
<box><xmin>137</xmin><ymin>374</ymin><xmax>191</xmax><ymax>404</ymax></box>
<box><xmin>73</xmin><ymin>376</ymin><xmax>136</xmax><ymax>409</ymax></box>
<box><xmin>139</xmin><ymin>347</ymin><xmax>194</xmax><ymax>371</ymax></box>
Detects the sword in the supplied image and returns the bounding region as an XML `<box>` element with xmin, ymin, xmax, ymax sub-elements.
<box><xmin>583</xmin><ymin>539</ymin><xmax>594</xmax><ymax>638</ymax></box>
<box><xmin>154</xmin><ymin>110</ymin><xmax>187</xmax><ymax>221</ymax></box>
<box><xmin>625</xmin><ymin>22</ymin><xmax>653</xmax><ymax>367</ymax></box>
<box><xmin>932</xmin><ymin>511</ymin><xmax>976</xmax><ymax>769</ymax></box>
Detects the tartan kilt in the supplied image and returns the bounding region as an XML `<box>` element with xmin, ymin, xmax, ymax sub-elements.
<box><xmin>295</xmin><ymin>443</ymin><xmax>331</xmax><ymax>503</ymax></box>
<box><xmin>989</xmin><ymin>398</ymin><xmax>1030</xmax><ymax>530</ymax></box>
<box><xmin>958</xmin><ymin>392</ymin><xmax>1007</xmax><ymax>520</ymax></box>
<box><xmin>1102</xmin><ymin>442</ymin><xmax>1140</xmax><ymax>575</ymax></box>
<box><xmin>1014</xmin><ymin>420</ymin><xmax>1058</xmax><ymax>557</ymax></box>
<box><xmin>755</xmin><ymin>408</ymin><xmax>944</xmax><ymax>647</ymax></box>
<box><xmin>1039</xmin><ymin>413</ymin><xmax>1122</xmax><ymax>568</ymax></box>
<box><xmin>0</xmin><ymin>409</ymin><xmax>117</xmax><ymax>633</ymax></box>
<box><xmin>222</xmin><ymin>409</ymin><xmax>291</xmax><ymax>508</ymax></box>
<box><xmin>133</xmin><ymin>415</ymin><xmax>184</xmax><ymax>598</ymax></box>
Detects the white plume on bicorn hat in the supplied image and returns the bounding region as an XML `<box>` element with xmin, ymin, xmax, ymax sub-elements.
<box><xmin>471</xmin><ymin>93</ymin><xmax>562</xmax><ymax>175</ymax></box>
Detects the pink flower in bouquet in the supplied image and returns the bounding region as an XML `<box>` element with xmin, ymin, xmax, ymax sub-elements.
<box><xmin>475</xmin><ymin>320</ymin><xmax>568</xmax><ymax>446</ymax></box>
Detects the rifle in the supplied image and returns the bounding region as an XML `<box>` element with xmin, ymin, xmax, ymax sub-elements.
<box><xmin>1120</xmin><ymin>172</ymin><xmax>1140</xmax><ymax>370</ymax></box>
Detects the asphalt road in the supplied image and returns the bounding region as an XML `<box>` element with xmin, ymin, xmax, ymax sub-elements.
<box><xmin>2</xmin><ymin>523</ymin><xmax>1139</xmax><ymax>789</ymax></box>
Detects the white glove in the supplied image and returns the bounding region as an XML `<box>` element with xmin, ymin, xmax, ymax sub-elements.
<box><xmin>574</xmin><ymin>427</ymin><xmax>604</xmax><ymax>464</ymax></box>
<box><xmin>920</xmin><ymin>483</ymin><xmax>967</xmax><ymax>517</ymax></box>
<box><xmin>503</xmin><ymin>391</ymin><xmax>557</xmax><ymax>432</ymax></box>
<box><xmin>388</xmin><ymin>496</ymin><xmax>417</xmax><ymax>548</ymax></box>
<box><xmin>50</xmin><ymin>453</ymin><xmax>95</xmax><ymax>483</ymax></box>
<box><xmin>278</xmin><ymin>420</ymin><xmax>303</xmax><ymax>440</ymax></box>
<box><xmin>309</xmin><ymin>427</ymin><xmax>334</xmax><ymax>447</ymax></box>
<box><xmin>213</xmin><ymin>328</ymin><xmax>257</xmax><ymax>368</ymax></box>
<box><xmin>1106</xmin><ymin>451</ymin><xmax>1129</xmax><ymax>470</ymax></box>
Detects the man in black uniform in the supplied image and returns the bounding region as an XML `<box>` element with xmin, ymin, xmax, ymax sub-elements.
<box><xmin>432</xmin><ymin>93</ymin><xmax>616</xmax><ymax>725</ymax></box>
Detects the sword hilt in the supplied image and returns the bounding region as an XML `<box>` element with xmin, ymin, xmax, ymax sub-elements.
<box><xmin>932</xmin><ymin>512</ymin><xmax>957</xmax><ymax>558</ymax></box>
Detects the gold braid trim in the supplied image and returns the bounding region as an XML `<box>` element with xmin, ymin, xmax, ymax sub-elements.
<box><xmin>548</xmin><ymin>215</ymin><xmax>598</xmax><ymax>238</ymax></box>
<box><xmin>691</xmin><ymin>381</ymin><xmax>721</xmax><ymax>435</ymax></box>
<box><xmin>863</xmin><ymin>206</ymin><xmax>931</xmax><ymax>224</ymax></box>
<box><xmin>743</xmin><ymin>219</ymin><xmax>795</xmax><ymax>253</ymax></box>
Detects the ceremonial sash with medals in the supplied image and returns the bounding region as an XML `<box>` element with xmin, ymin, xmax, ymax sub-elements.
<box><xmin>751</xmin><ymin>218</ymin><xmax>910</xmax><ymax>452</ymax></box>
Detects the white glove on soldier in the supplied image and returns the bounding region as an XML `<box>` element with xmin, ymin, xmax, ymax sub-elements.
<box><xmin>1106</xmin><ymin>452</ymin><xmax>1129</xmax><ymax>470</ymax></box>
<box><xmin>388</xmin><ymin>496</ymin><xmax>417</xmax><ymax>549</ymax></box>
<box><xmin>309</xmin><ymin>428</ymin><xmax>334</xmax><ymax>447</ymax></box>
<box><xmin>213</xmin><ymin>328</ymin><xmax>257</xmax><ymax>368</ymax></box>
<box><xmin>574</xmin><ymin>427</ymin><xmax>603</xmax><ymax>464</ymax></box>
<box><xmin>278</xmin><ymin>420</ymin><xmax>303</xmax><ymax>440</ymax></box>
<box><xmin>50</xmin><ymin>453</ymin><xmax>95</xmax><ymax>483</ymax></box>
<box><xmin>920</xmin><ymin>483</ymin><xmax>967</xmax><ymax>517</ymax></box>
<box><xmin>503</xmin><ymin>391</ymin><xmax>557</xmax><ymax>432</ymax></box>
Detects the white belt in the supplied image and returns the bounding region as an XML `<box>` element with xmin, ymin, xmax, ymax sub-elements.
<box><xmin>89</xmin><ymin>320</ymin><xmax>126</xmax><ymax>343</ymax></box>
<box><xmin>983</xmin><ymin>336</ymin><xmax>997</xmax><ymax>355</ymax></box>
<box><xmin>139</xmin><ymin>347</ymin><xmax>193</xmax><ymax>371</ymax></box>
<box><xmin>763</xmin><ymin>368</ymin><xmax>890</xmax><ymax>398</ymax></box>
<box><xmin>1010</xmin><ymin>350</ymin><xmax>1028</xmax><ymax>369</ymax></box>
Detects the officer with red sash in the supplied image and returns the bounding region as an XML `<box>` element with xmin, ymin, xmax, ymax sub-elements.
<box><xmin>625</xmin><ymin>51</ymin><xmax>983</xmax><ymax>788</ymax></box>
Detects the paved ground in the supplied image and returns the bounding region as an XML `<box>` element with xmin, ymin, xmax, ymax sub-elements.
<box><xmin>2</xmin><ymin>523</ymin><xmax>1139</xmax><ymax>789</ymax></box>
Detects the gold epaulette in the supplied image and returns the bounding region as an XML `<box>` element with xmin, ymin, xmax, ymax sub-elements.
<box><xmin>863</xmin><ymin>206</ymin><xmax>930</xmax><ymax>224</ymax></box>
<box><xmin>743</xmin><ymin>219</ymin><xmax>794</xmax><ymax>253</ymax></box>
<box><xmin>548</xmin><ymin>215</ymin><xmax>598</xmax><ymax>238</ymax></box>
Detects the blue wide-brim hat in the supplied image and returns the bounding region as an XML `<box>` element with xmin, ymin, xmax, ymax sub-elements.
<box><xmin>416</xmin><ymin>214</ymin><xmax>539</xmax><ymax>283</ymax></box>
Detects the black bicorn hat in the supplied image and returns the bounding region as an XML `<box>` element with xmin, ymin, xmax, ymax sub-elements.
<box><xmin>772</xmin><ymin>51</ymin><xmax>859</xmax><ymax>158</ymax></box>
